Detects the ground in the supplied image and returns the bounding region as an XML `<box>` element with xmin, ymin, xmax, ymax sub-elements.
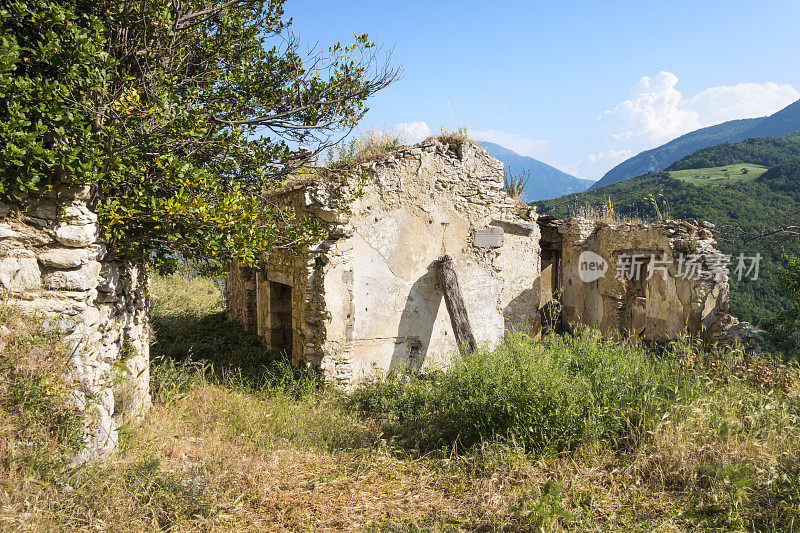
<box><xmin>1</xmin><ymin>272</ymin><xmax>799</xmax><ymax>531</ymax></box>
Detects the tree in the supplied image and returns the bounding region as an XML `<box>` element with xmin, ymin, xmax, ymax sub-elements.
<box><xmin>0</xmin><ymin>0</ymin><xmax>398</xmax><ymax>270</ymax></box>
<box><xmin>764</xmin><ymin>255</ymin><xmax>800</xmax><ymax>358</ymax></box>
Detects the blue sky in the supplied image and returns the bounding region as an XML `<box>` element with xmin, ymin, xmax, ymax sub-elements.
<box><xmin>288</xmin><ymin>0</ymin><xmax>800</xmax><ymax>179</ymax></box>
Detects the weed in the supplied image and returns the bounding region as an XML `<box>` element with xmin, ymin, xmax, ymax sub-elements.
<box><xmin>436</xmin><ymin>125</ymin><xmax>469</xmax><ymax>150</ymax></box>
<box><xmin>503</xmin><ymin>168</ymin><xmax>529</xmax><ymax>200</ymax></box>
<box><xmin>327</xmin><ymin>130</ymin><xmax>406</xmax><ymax>169</ymax></box>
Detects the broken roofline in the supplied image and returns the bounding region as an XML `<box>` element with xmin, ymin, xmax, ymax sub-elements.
<box><xmin>261</xmin><ymin>137</ymin><xmax>515</xmax><ymax>201</ymax></box>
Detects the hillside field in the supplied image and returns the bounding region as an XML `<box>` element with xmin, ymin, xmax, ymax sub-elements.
<box><xmin>667</xmin><ymin>164</ymin><xmax>766</xmax><ymax>186</ymax></box>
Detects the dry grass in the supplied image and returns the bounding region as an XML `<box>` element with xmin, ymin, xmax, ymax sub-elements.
<box><xmin>2</xmin><ymin>274</ymin><xmax>800</xmax><ymax>531</ymax></box>
<box><xmin>570</xmin><ymin>202</ymin><xmax>643</xmax><ymax>224</ymax></box>
<box><xmin>435</xmin><ymin>126</ymin><xmax>470</xmax><ymax>151</ymax></box>
<box><xmin>327</xmin><ymin>130</ymin><xmax>407</xmax><ymax>169</ymax></box>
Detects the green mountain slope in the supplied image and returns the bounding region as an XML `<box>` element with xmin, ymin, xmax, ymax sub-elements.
<box><xmin>668</xmin><ymin>132</ymin><xmax>800</xmax><ymax>170</ymax></box>
<box><xmin>536</xmin><ymin>134</ymin><xmax>800</xmax><ymax>325</ymax></box>
<box><xmin>478</xmin><ymin>141</ymin><xmax>594</xmax><ymax>201</ymax></box>
<box><xmin>592</xmin><ymin>99</ymin><xmax>800</xmax><ymax>188</ymax></box>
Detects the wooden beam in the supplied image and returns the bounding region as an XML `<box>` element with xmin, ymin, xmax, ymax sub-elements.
<box><xmin>437</xmin><ymin>255</ymin><xmax>477</xmax><ymax>353</ymax></box>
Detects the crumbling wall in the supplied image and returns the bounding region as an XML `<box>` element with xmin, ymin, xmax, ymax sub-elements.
<box><xmin>557</xmin><ymin>218</ymin><xmax>729</xmax><ymax>339</ymax></box>
<box><xmin>0</xmin><ymin>186</ymin><xmax>150</xmax><ymax>462</ymax></box>
<box><xmin>227</xmin><ymin>139</ymin><xmax>542</xmax><ymax>384</ymax></box>
<box><xmin>344</xmin><ymin>140</ymin><xmax>540</xmax><ymax>379</ymax></box>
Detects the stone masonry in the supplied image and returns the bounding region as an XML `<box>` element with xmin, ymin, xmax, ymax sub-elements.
<box><xmin>228</xmin><ymin>139</ymin><xmax>739</xmax><ymax>386</ymax></box>
<box><xmin>227</xmin><ymin>139</ymin><xmax>542</xmax><ymax>385</ymax></box>
<box><xmin>0</xmin><ymin>186</ymin><xmax>150</xmax><ymax>463</ymax></box>
<box><xmin>554</xmin><ymin>218</ymin><xmax>730</xmax><ymax>339</ymax></box>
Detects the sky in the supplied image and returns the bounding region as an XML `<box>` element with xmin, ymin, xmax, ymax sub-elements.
<box><xmin>288</xmin><ymin>0</ymin><xmax>800</xmax><ymax>180</ymax></box>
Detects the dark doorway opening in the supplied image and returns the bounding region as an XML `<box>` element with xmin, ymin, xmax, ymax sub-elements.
<box><xmin>267</xmin><ymin>280</ymin><xmax>292</xmax><ymax>354</ymax></box>
<box><xmin>538</xmin><ymin>216</ymin><xmax>563</xmax><ymax>303</ymax></box>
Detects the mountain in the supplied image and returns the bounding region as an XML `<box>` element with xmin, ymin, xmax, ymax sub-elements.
<box><xmin>478</xmin><ymin>141</ymin><xmax>595</xmax><ymax>201</ymax></box>
<box><xmin>535</xmin><ymin>133</ymin><xmax>800</xmax><ymax>326</ymax></box>
<box><xmin>592</xmin><ymin>98</ymin><xmax>800</xmax><ymax>189</ymax></box>
<box><xmin>668</xmin><ymin>133</ymin><xmax>800</xmax><ymax>171</ymax></box>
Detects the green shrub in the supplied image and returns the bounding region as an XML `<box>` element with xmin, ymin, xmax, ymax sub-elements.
<box><xmin>352</xmin><ymin>330</ymin><xmax>681</xmax><ymax>454</ymax></box>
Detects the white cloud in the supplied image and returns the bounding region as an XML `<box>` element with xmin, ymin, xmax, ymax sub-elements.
<box><xmin>687</xmin><ymin>82</ymin><xmax>800</xmax><ymax>125</ymax></box>
<box><xmin>468</xmin><ymin>129</ymin><xmax>552</xmax><ymax>159</ymax></box>
<box><xmin>588</xmin><ymin>149</ymin><xmax>634</xmax><ymax>164</ymax></box>
<box><xmin>599</xmin><ymin>71</ymin><xmax>799</xmax><ymax>149</ymax></box>
<box><xmin>395</xmin><ymin>121</ymin><xmax>431</xmax><ymax>143</ymax></box>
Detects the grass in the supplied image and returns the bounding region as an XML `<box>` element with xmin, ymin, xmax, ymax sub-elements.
<box><xmin>327</xmin><ymin>130</ymin><xmax>407</xmax><ymax>169</ymax></box>
<box><xmin>569</xmin><ymin>201</ymin><xmax>643</xmax><ymax>224</ymax></box>
<box><xmin>2</xmin><ymin>272</ymin><xmax>800</xmax><ymax>531</ymax></box>
<box><xmin>667</xmin><ymin>163</ymin><xmax>767</xmax><ymax>186</ymax></box>
<box><xmin>436</xmin><ymin>125</ymin><xmax>469</xmax><ymax>150</ymax></box>
<box><xmin>504</xmin><ymin>169</ymin><xmax>529</xmax><ymax>200</ymax></box>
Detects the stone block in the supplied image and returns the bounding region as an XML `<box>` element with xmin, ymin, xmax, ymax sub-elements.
<box><xmin>44</xmin><ymin>261</ymin><xmax>101</xmax><ymax>291</ymax></box>
<box><xmin>42</xmin><ymin>317</ymin><xmax>78</xmax><ymax>335</ymax></box>
<box><xmin>0</xmin><ymin>225</ymin><xmax>15</xmax><ymax>239</ymax></box>
<box><xmin>62</xmin><ymin>205</ymin><xmax>98</xmax><ymax>225</ymax></box>
<box><xmin>0</xmin><ymin>250</ymin><xmax>41</xmax><ymax>292</ymax></box>
<box><xmin>490</xmin><ymin>219</ymin><xmax>536</xmax><ymax>236</ymax></box>
<box><xmin>473</xmin><ymin>226</ymin><xmax>504</xmax><ymax>249</ymax></box>
<box><xmin>38</xmin><ymin>248</ymin><xmax>90</xmax><ymax>268</ymax></box>
<box><xmin>0</xmin><ymin>222</ymin><xmax>50</xmax><ymax>246</ymax></box>
<box><xmin>10</xmin><ymin>296</ymin><xmax>87</xmax><ymax>317</ymax></box>
<box><xmin>98</xmin><ymin>262</ymin><xmax>120</xmax><ymax>293</ymax></box>
<box><xmin>55</xmin><ymin>224</ymin><xmax>98</xmax><ymax>247</ymax></box>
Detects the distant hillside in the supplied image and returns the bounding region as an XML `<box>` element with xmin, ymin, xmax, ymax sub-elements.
<box><xmin>478</xmin><ymin>141</ymin><xmax>594</xmax><ymax>201</ymax></box>
<box><xmin>592</xmin><ymin>98</ymin><xmax>800</xmax><ymax>188</ymax></box>
<box><xmin>668</xmin><ymin>132</ymin><xmax>800</xmax><ymax>170</ymax></box>
<box><xmin>536</xmin><ymin>133</ymin><xmax>800</xmax><ymax>326</ymax></box>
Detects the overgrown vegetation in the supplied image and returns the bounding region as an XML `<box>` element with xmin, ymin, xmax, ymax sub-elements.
<box><xmin>437</xmin><ymin>125</ymin><xmax>470</xmax><ymax>149</ymax></box>
<box><xmin>763</xmin><ymin>254</ymin><xmax>800</xmax><ymax>356</ymax></box>
<box><xmin>0</xmin><ymin>0</ymin><xmax>396</xmax><ymax>271</ymax></box>
<box><xmin>0</xmin><ymin>308</ymin><xmax>85</xmax><ymax>480</ymax></box>
<box><xmin>326</xmin><ymin>130</ymin><xmax>406</xmax><ymax>169</ymax></box>
<box><xmin>503</xmin><ymin>169</ymin><xmax>529</xmax><ymax>200</ymax></box>
<box><xmin>4</xmin><ymin>274</ymin><xmax>800</xmax><ymax>530</ymax></box>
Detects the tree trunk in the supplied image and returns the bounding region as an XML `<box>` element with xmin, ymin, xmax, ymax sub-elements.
<box><xmin>437</xmin><ymin>255</ymin><xmax>477</xmax><ymax>353</ymax></box>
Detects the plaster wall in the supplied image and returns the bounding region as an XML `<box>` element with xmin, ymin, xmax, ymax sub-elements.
<box><xmin>227</xmin><ymin>139</ymin><xmax>542</xmax><ymax>384</ymax></box>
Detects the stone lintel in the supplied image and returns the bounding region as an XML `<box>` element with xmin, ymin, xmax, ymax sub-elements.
<box><xmin>490</xmin><ymin>219</ymin><xmax>536</xmax><ymax>236</ymax></box>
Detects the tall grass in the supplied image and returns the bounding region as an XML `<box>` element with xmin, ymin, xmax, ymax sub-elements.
<box><xmin>352</xmin><ymin>330</ymin><xmax>683</xmax><ymax>454</ymax></box>
<box><xmin>327</xmin><ymin>130</ymin><xmax>406</xmax><ymax>169</ymax></box>
<box><xmin>503</xmin><ymin>169</ymin><xmax>529</xmax><ymax>200</ymax></box>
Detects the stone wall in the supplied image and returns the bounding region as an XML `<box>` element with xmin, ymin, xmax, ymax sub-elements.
<box><xmin>556</xmin><ymin>218</ymin><xmax>729</xmax><ymax>340</ymax></box>
<box><xmin>227</xmin><ymin>139</ymin><xmax>542</xmax><ymax>385</ymax></box>
<box><xmin>0</xmin><ymin>186</ymin><xmax>150</xmax><ymax>462</ymax></box>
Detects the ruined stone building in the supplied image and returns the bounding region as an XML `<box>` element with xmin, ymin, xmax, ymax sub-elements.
<box><xmin>0</xmin><ymin>138</ymin><xmax>745</xmax><ymax>460</ymax></box>
<box><xmin>227</xmin><ymin>139</ymin><xmax>542</xmax><ymax>384</ymax></box>
<box><xmin>227</xmin><ymin>139</ymin><xmax>735</xmax><ymax>385</ymax></box>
